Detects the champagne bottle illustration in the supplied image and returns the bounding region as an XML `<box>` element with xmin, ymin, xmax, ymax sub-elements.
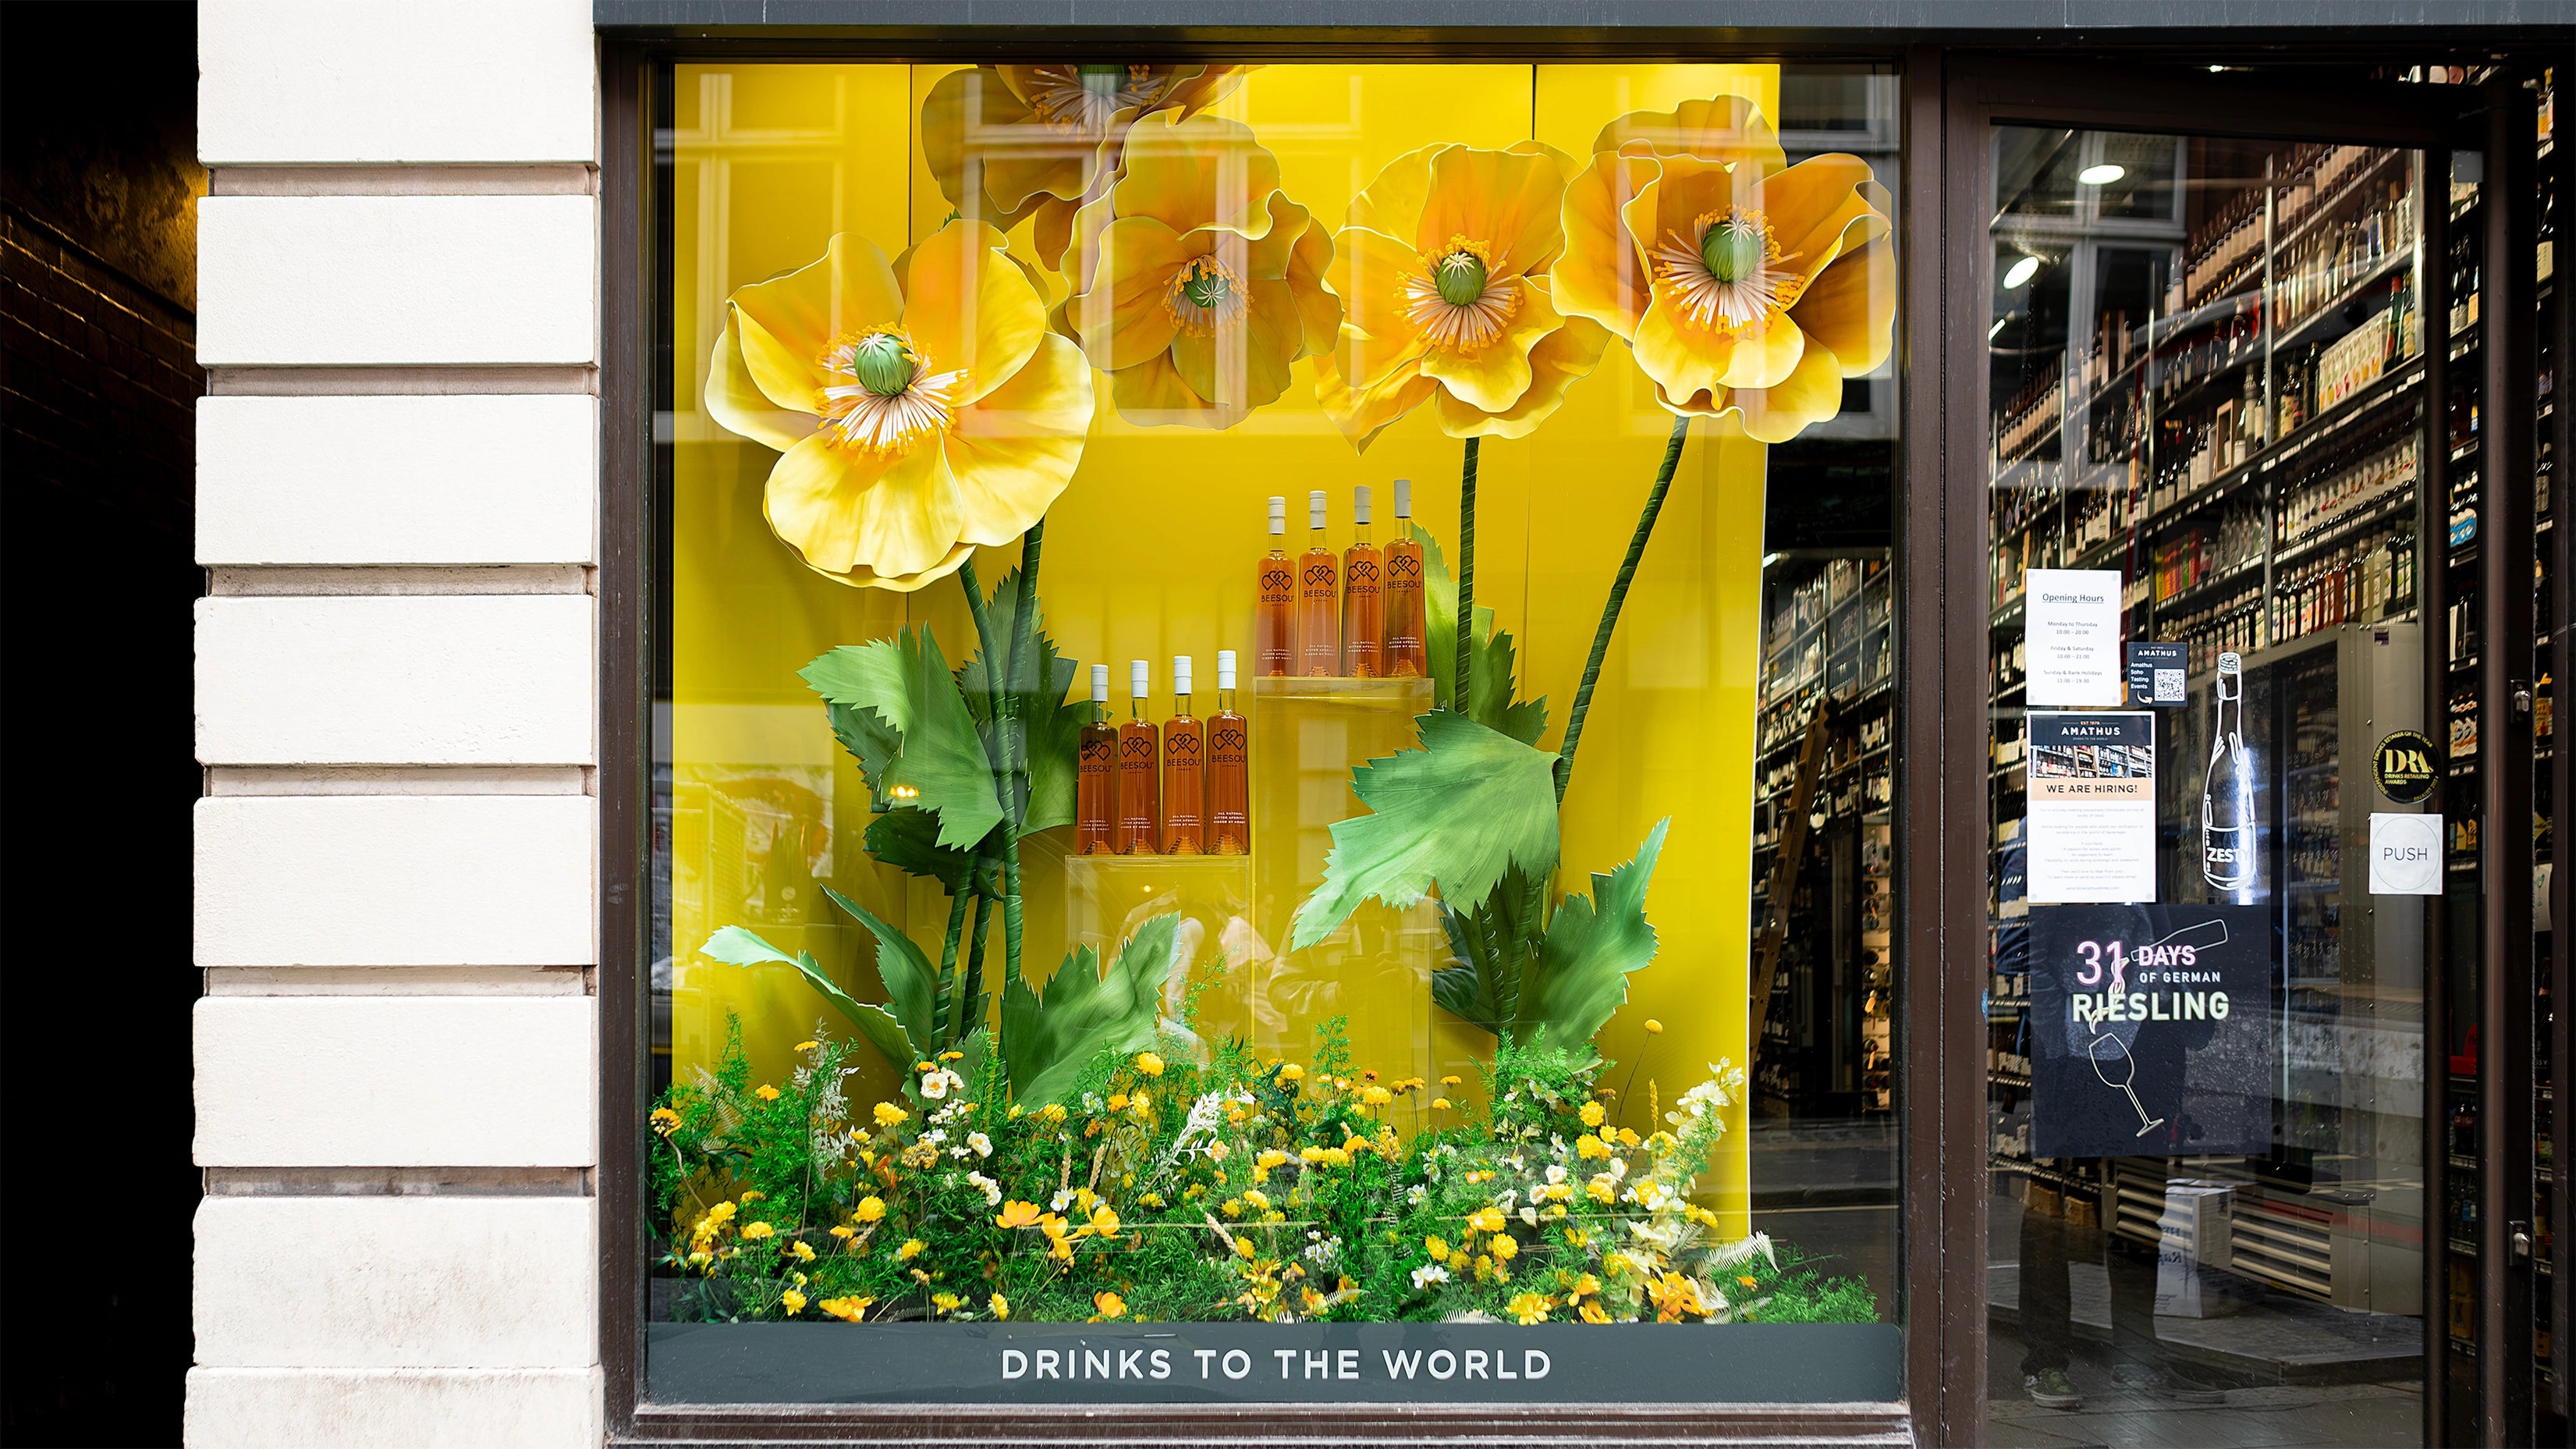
<box><xmin>2202</xmin><ymin>651</ymin><xmax>2256</xmax><ymax>896</ymax></box>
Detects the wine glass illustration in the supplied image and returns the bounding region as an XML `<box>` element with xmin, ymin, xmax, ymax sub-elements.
<box><xmin>2088</xmin><ymin>1031</ymin><xmax>2166</xmax><ymax>1138</ymax></box>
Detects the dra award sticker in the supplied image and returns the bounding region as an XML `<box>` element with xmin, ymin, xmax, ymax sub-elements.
<box><xmin>2374</xmin><ymin>729</ymin><xmax>2439</xmax><ymax>804</ymax></box>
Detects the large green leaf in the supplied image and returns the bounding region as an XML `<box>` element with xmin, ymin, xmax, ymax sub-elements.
<box><xmin>698</xmin><ymin>925</ymin><xmax>914</xmax><ymax>1067</ymax></box>
<box><xmin>958</xmin><ymin>566</ymin><xmax>1086</xmax><ymax>832</ymax></box>
<box><xmin>862</xmin><ymin>808</ymin><xmax>995</xmax><ymax>897</ymax></box>
<box><xmin>802</xmin><ymin>628</ymin><xmax>1000</xmax><ymax>850</ymax></box>
<box><xmin>804</xmin><ymin>641</ymin><xmax>908</xmax><ymax>792</ymax></box>
<box><xmin>1410</xmin><ymin>523</ymin><xmax>1548</xmax><ymax>746</ymax></box>
<box><xmin>823</xmin><ymin>700</ymin><xmax>901</xmax><ymax>804</ymax></box>
<box><xmin>1430</xmin><ymin>865</ymin><xmax>1547</xmax><ymax>1033</ymax></box>
<box><xmin>1289</xmin><ymin>710</ymin><xmax>1561</xmax><ymax>950</ymax></box>
<box><xmin>821</xmin><ymin>886</ymin><xmax>944</xmax><ymax>1053</ymax></box>
<box><xmin>1511</xmin><ymin>819</ymin><xmax>1669</xmax><ymax>1046</ymax></box>
<box><xmin>999</xmin><ymin>915</ymin><xmax>1180</xmax><ymax>1104</ymax></box>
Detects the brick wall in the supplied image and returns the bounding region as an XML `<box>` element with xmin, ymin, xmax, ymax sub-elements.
<box><xmin>188</xmin><ymin>2</ymin><xmax>605</xmax><ymax>1445</ymax></box>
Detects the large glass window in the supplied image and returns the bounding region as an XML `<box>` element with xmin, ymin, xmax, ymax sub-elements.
<box><xmin>647</xmin><ymin>59</ymin><xmax>1900</xmax><ymax>1407</ymax></box>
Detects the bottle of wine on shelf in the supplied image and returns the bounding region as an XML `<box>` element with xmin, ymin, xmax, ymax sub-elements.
<box><xmin>1383</xmin><ymin>478</ymin><xmax>1426</xmax><ymax>678</ymax></box>
<box><xmin>1299</xmin><ymin>489</ymin><xmax>1340</xmax><ymax>677</ymax></box>
<box><xmin>1077</xmin><ymin>662</ymin><xmax>1115</xmax><ymax>856</ymax></box>
<box><xmin>1208</xmin><ymin>650</ymin><xmax>1249</xmax><ymax>856</ymax></box>
<box><xmin>1162</xmin><ymin>655</ymin><xmax>1205</xmax><ymax>856</ymax></box>
<box><xmin>1343</xmin><ymin>485</ymin><xmax>1384</xmax><ymax>677</ymax></box>
<box><xmin>1117</xmin><ymin>659</ymin><xmax>1161</xmax><ymax>855</ymax></box>
<box><xmin>1257</xmin><ymin>495</ymin><xmax>1293</xmax><ymax>678</ymax></box>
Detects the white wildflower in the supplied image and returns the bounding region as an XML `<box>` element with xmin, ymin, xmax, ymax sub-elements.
<box><xmin>967</xmin><ymin>1131</ymin><xmax>993</xmax><ymax>1158</ymax></box>
<box><xmin>967</xmin><ymin>1171</ymin><xmax>1002</xmax><ymax>1206</ymax></box>
<box><xmin>1410</xmin><ymin>1263</ymin><xmax>1452</xmax><ymax>1291</ymax></box>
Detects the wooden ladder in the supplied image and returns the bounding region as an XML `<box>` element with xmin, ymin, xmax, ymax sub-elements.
<box><xmin>1750</xmin><ymin>706</ymin><xmax>1833</xmax><ymax>1071</ymax></box>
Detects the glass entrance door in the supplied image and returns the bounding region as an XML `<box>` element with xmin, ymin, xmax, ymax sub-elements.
<box><xmin>1981</xmin><ymin>121</ymin><xmax>2448</xmax><ymax>1445</ymax></box>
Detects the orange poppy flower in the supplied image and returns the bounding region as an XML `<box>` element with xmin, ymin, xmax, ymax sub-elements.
<box><xmin>1317</xmin><ymin>141</ymin><xmax>1612</xmax><ymax>450</ymax></box>
<box><xmin>1556</xmin><ymin>97</ymin><xmax>1893</xmax><ymax>442</ymax></box>
<box><xmin>703</xmin><ymin>222</ymin><xmax>1095</xmax><ymax>591</ymax></box>
<box><xmin>1055</xmin><ymin>111</ymin><xmax>1339</xmax><ymax>428</ymax></box>
<box><xmin>922</xmin><ymin>64</ymin><xmax>1255</xmax><ymax>267</ymax></box>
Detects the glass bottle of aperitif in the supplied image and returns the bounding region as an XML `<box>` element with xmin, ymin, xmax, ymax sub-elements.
<box><xmin>1257</xmin><ymin>495</ymin><xmax>1293</xmax><ymax>678</ymax></box>
<box><xmin>1116</xmin><ymin>659</ymin><xmax>1160</xmax><ymax>855</ymax></box>
<box><xmin>1342</xmin><ymin>484</ymin><xmax>1383</xmax><ymax>677</ymax></box>
<box><xmin>1208</xmin><ymin>650</ymin><xmax>1249</xmax><ymax>855</ymax></box>
<box><xmin>1298</xmin><ymin>489</ymin><xmax>1339</xmax><ymax>677</ymax></box>
<box><xmin>1162</xmin><ymin>655</ymin><xmax>1205</xmax><ymax>855</ymax></box>
<box><xmin>1383</xmin><ymin>477</ymin><xmax>1427</xmax><ymax>677</ymax></box>
<box><xmin>1076</xmin><ymin>662</ymin><xmax>1114</xmax><ymax>855</ymax></box>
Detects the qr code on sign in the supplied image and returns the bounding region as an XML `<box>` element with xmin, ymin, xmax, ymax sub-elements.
<box><xmin>2154</xmin><ymin>667</ymin><xmax>2184</xmax><ymax>704</ymax></box>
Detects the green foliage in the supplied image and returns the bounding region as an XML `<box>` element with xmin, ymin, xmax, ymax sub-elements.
<box><xmin>860</xmin><ymin>808</ymin><xmax>992</xmax><ymax>898</ymax></box>
<box><xmin>1290</xmin><ymin>710</ymin><xmax>1563</xmax><ymax>950</ymax></box>
<box><xmin>1410</xmin><ymin>522</ymin><xmax>1546</xmax><ymax>745</ymax></box>
<box><xmin>956</xmin><ymin>566</ymin><xmax>1085</xmax><ymax>832</ymax></box>
<box><xmin>1487</xmin><ymin>819</ymin><xmax>1670</xmax><ymax>1049</ymax></box>
<box><xmin>802</xmin><ymin>627</ymin><xmax>1002</xmax><ymax>849</ymax></box>
<box><xmin>1431</xmin><ymin>867</ymin><xmax>1549</xmax><ymax>1033</ymax></box>
<box><xmin>697</xmin><ymin>925</ymin><xmax>916</xmax><ymax>1069</ymax></box>
<box><xmin>999</xmin><ymin>915</ymin><xmax>1182</xmax><ymax>1104</ymax></box>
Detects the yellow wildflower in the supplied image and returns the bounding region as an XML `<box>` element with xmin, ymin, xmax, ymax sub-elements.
<box><xmin>1441</xmin><ymin>1075</ymin><xmax>1463</xmax><ymax>1087</ymax></box>
<box><xmin>1566</xmin><ymin>1228</ymin><xmax>1591</xmax><ymax>1248</ymax></box>
<box><xmin>650</xmin><ymin>1107</ymin><xmax>683</xmax><ymax>1135</ymax></box>
<box><xmin>1235</xmin><ymin>1235</ymin><xmax>1256</xmax><ymax>1259</ymax></box>
<box><xmin>996</xmin><ymin>1200</ymin><xmax>1044</xmax><ymax>1230</ymax></box>
<box><xmin>1425</xmin><ymin>1235</ymin><xmax>1450</xmax><ymax>1259</ymax></box>
<box><xmin>1467</xmin><ymin>1207</ymin><xmax>1506</xmax><ymax>1234</ymax></box>
<box><xmin>1222</xmin><ymin>1198</ymin><xmax>1245</xmax><ymax>1219</ymax></box>
<box><xmin>1134</xmin><ymin>1051</ymin><xmax>1166</xmax><ymax>1077</ymax></box>
<box><xmin>754</xmin><ymin>1085</ymin><xmax>782</xmax><ymax>1102</ymax></box>
<box><xmin>780</xmin><ymin>1288</ymin><xmax>807</xmax><ymax>1315</ymax></box>
<box><xmin>989</xmin><ymin>1292</ymin><xmax>1010</xmax><ymax>1319</ymax></box>
<box><xmin>819</xmin><ymin>1295</ymin><xmax>873</xmax><ymax>1322</ymax></box>
<box><xmin>739</xmin><ymin>1191</ymin><xmax>765</xmax><ymax>1204</ymax></box>
<box><xmin>1644</xmin><ymin>1018</ymin><xmax>1664</xmax><ymax>1035</ymax></box>
<box><xmin>1586</xmin><ymin>1176</ymin><xmax>1618</xmax><ymax>1205</ymax></box>
<box><xmin>1108</xmin><ymin>1092</ymin><xmax>1130</xmax><ymax>1112</ymax></box>
<box><xmin>1432</xmin><ymin>1098</ymin><xmax>1453</xmax><ymax>1111</ymax></box>
<box><xmin>1580</xmin><ymin>1100</ymin><xmax>1606</xmax><ymax>1128</ymax></box>
<box><xmin>1577</xmin><ymin>1134</ymin><xmax>1613</xmax><ymax>1160</ymax></box>
<box><xmin>1488</xmin><ymin>1234</ymin><xmax>1519</xmax><ymax>1262</ymax></box>
<box><xmin>1089</xmin><ymin>1205</ymin><xmax>1121</xmax><ymax>1236</ymax></box>
<box><xmin>1618</xmin><ymin>1128</ymin><xmax>1643</xmax><ymax>1149</ymax></box>
<box><xmin>1139</xmin><ymin>1192</ymin><xmax>1166</xmax><ymax>1209</ymax></box>
<box><xmin>795</xmin><ymin>1040</ymin><xmax>821</xmax><ymax>1053</ymax></box>
<box><xmin>1740</xmin><ymin>1273</ymin><xmax>1761</xmax><ymax>1289</ymax></box>
<box><xmin>897</xmin><ymin>1238</ymin><xmax>927</xmax><ymax>1261</ymax></box>
<box><xmin>933</xmin><ymin>1291</ymin><xmax>964</xmax><ymax>1313</ymax></box>
<box><xmin>1094</xmin><ymin>1291</ymin><xmax>1127</xmax><ymax>1319</ymax></box>
<box><xmin>1360</xmin><ymin>1085</ymin><xmax>1394</xmax><ymax>1107</ymax></box>
<box><xmin>1242</xmin><ymin>1189</ymin><xmax>1270</xmax><ymax>1212</ymax></box>
<box><xmin>873</xmin><ymin>1103</ymin><xmax>908</xmax><ymax>1128</ymax></box>
<box><xmin>741</xmin><ymin>1221</ymin><xmax>776</xmax><ymax>1241</ymax></box>
<box><xmin>1506</xmin><ymin>1291</ymin><xmax>1553</xmax><ymax>1325</ymax></box>
<box><xmin>829</xmin><ymin>1224</ymin><xmax>857</xmax><ymax>1241</ymax></box>
<box><xmin>854</xmin><ymin>1196</ymin><xmax>887</xmax><ymax>1224</ymax></box>
<box><xmin>1040</xmin><ymin>1103</ymin><xmax>1068</xmax><ymax>1125</ymax></box>
<box><xmin>791</xmin><ymin>1241</ymin><xmax>817</xmax><ymax>1263</ymax></box>
<box><xmin>1579</xmin><ymin>1300</ymin><xmax>1612</xmax><ymax>1323</ymax></box>
<box><xmin>1275</xmin><ymin>1063</ymin><xmax>1304</xmax><ymax>1084</ymax></box>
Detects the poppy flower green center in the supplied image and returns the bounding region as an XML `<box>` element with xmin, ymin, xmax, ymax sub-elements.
<box><xmin>850</xmin><ymin>332</ymin><xmax>917</xmax><ymax>397</ymax></box>
<box><xmin>1701</xmin><ymin>218</ymin><xmax>1765</xmax><ymax>285</ymax></box>
<box><xmin>1435</xmin><ymin>250</ymin><xmax>1488</xmax><ymax>307</ymax></box>
<box><xmin>1181</xmin><ymin>268</ymin><xmax>1232</xmax><ymax>311</ymax></box>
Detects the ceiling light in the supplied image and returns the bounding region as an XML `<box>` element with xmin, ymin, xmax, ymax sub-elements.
<box><xmin>1989</xmin><ymin>315</ymin><xmax>2010</xmax><ymax>339</ymax></box>
<box><xmin>2003</xmin><ymin>256</ymin><xmax>2041</xmax><ymax>289</ymax></box>
<box><xmin>2078</xmin><ymin>163</ymin><xmax>2126</xmax><ymax>186</ymax></box>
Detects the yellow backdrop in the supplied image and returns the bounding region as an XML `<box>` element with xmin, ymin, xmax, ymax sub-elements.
<box><xmin>667</xmin><ymin>62</ymin><xmax>1776</xmax><ymax>1228</ymax></box>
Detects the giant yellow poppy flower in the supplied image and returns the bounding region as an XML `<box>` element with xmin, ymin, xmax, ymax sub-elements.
<box><xmin>704</xmin><ymin>222</ymin><xmax>1094</xmax><ymax>591</ymax></box>
<box><xmin>1318</xmin><ymin>142</ymin><xmax>1611</xmax><ymax>451</ymax></box>
<box><xmin>922</xmin><ymin>64</ymin><xmax>1254</xmax><ymax>268</ymax></box>
<box><xmin>1556</xmin><ymin>97</ymin><xmax>1893</xmax><ymax>442</ymax></box>
<box><xmin>1056</xmin><ymin>111</ymin><xmax>1339</xmax><ymax>428</ymax></box>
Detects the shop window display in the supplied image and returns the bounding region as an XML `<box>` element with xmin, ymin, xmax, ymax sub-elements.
<box><xmin>648</xmin><ymin>59</ymin><xmax>1899</xmax><ymax>1403</ymax></box>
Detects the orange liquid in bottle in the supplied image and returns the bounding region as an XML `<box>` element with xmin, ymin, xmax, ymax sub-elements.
<box><xmin>1257</xmin><ymin>496</ymin><xmax>1294</xmax><ymax>678</ymax></box>
<box><xmin>1383</xmin><ymin>479</ymin><xmax>1427</xmax><ymax>677</ymax></box>
<box><xmin>1208</xmin><ymin>652</ymin><xmax>1249</xmax><ymax>856</ymax></box>
<box><xmin>1076</xmin><ymin>664</ymin><xmax>1115</xmax><ymax>855</ymax></box>
<box><xmin>1116</xmin><ymin>661</ymin><xmax>1160</xmax><ymax>854</ymax></box>
<box><xmin>1298</xmin><ymin>489</ymin><xmax>1339</xmax><ymax>677</ymax></box>
<box><xmin>1342</xmin><ymin>485</ymin><xmax>1382</xmax><ymax>677</ymax></box>
<box><xmin>1162</xmin><ymin>656</ymin><xmax>1205</xmax><ymax>856</ymax></box>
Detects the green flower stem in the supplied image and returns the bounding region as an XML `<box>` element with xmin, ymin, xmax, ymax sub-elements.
<box><xmin>959</xmin><ymin>887</ymin><xmax>993</xmax><ymax>1039</ymax></box>
<box><xmin>1454</xmin><ymin>436</ymin><xmax>1480</xmax><ymax>712</ymax></box>
<box><xmin>1554</xmin><ymin>410</ymin><xmax>1691</xmax><ymax>804</ymax></box>
<box><xmin>957</xmin><ymin>558</ymin><xmax>1007</xmax><ymax>753</ymax></box>
<box><xmin>997</xmin><ymin>520</ymin><xmax>1046</xmax><ymax>996</ymax></box>
<box><xmin>937</xmin><ymin>879</ymin><xmax>971</xmax><ymax>1040</ymax></box>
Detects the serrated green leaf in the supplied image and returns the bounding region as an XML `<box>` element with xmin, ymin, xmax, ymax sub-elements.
<box><xmin>824</xmin><ymin>700</ymin><xmax>901</xmax><ymax>801</ymax></box>
<box><xmin>1288</xmin><ymin>711</ymin><xmax>1561</xmax><ymax>950</ymax></box>
<box><xmin>821</xmin><ymin>886</ymin><xmax>942</xmax><ymax>1053</ymax></box>
<box><xmin>802</xmin><ymin>628</ymin><xmax>1000</xmax><ymax>850</ymax></box>
<box><xmin>807</xmin><ymin>643</ymin><xmax>908</xmax><ymax>794</ymax></box>
<box><xmin>698</xmin><ymin>925</ymin><xmax>916</xmax><ymax>1067</ymax></box>
<box><xmin>1432</xmin><ymin>865</ymin><xmax>1548</xmax><ymax>1033</ymax></box>
<box><xmin>1409</xmin><ymin>523</ymin><xmax>1548</xmax><ymax>744</ymax></box>
<box><xmin>999</xmin><ymin>915</ymin><xmax>1180</xmax><ymax>1104</ymax></box>
<box><xmin>1511</xmin><ymin>819</ymin><xmax>1669</xmax><ymax>1046</ymax></box>
<box><xmin>957</xmin><ymin>567</ymin><xmax>1085</xmax><ymax>832</ymax></box>
<box><xmin>863</xmin><ymin>808</ymin><xmax>996</xmax><ymax>896</ymax></box>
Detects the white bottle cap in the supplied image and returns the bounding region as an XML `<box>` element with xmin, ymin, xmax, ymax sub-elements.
<box><xmin>1309</xmin><ymin>489</ymin><xmax>1328</xmax><ymax>530</ymax></box>
<box><xmin>1353</xmin><ymin>485</ymin><xmax>1372</xmax><ymax>526</ymax></box>
<box><xmin>1090</xmin><ymin>662</ymin><xmax>1109</xmax><ymax>703</ymax></box>
<box><xmin>1217</xmin><ymin>650</ymin><xmax>1237</xmax><ymax>691</ymax></box>
<box><xmin>1130</xmin><ymin>659</ymin><xmax>1151</xmax><ymax>698</ymax></box>
<box><xmin>1393</xmin><ymin>478</ymin><xmax>1412</xmax><ymax>519</ymax></box>
<box><xmin>1268</xmin><ymin>495</ymin><xmax>1286</xmax><ymax>535</ymax></box>
<box><xmin>1173</xmin><ymin>655</ymin><xmax>1194</xmax><ymax>694</ymax></box>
